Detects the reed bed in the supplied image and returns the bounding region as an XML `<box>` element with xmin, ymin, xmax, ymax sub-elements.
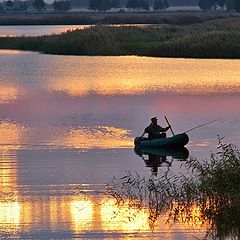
<box><xmin>106</xmin><ymin>139</ymin><xmax>240</xmax><ymax>238</ymax></box>
<box><xmin>0</xmin><ymin>17</ymin><xmax>240</xmax><ymax>58</ymax></box>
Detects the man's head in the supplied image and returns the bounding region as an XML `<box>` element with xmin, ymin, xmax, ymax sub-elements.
<box><xmin>151</xmin><ymin>117</ymin><xmax>157</xmax><ymax>124</ymax></box>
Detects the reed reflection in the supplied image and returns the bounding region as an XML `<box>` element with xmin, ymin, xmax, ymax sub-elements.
<box><xmin>100</xmin><ymin>198</ymin><xmax>150</xmax><ymax>231</ymax></box>
<box><xmin>107</xmin><ymin>141</ymin><xmax>240</xmax><ymax>239</ymax></box>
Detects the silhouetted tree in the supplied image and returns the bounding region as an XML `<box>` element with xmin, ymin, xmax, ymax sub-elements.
<box><xmin>89</xmin><ymin>0</ymin><xmax>119</xmax><ymax>10</ymax></box>
<box><xmin>53</xmin><ymin>0</ymin><xmax>71</xmax><ymax>11</ymax></box>
<box><xmin>33</xmin><ymin>0</ymin><xmax>46</xmax><ymax>11</ymax></box>
<box><xmin>153</xmin><ymin>0</ymin><xmax>169</xmax><ymax>9</ymax></box>
<box><xmin>126</xmin><ymin>0</ymin><xmax>149</xmax><ymax>10</ymax></box>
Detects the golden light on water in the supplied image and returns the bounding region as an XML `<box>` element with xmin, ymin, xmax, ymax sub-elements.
<box><xmin>0</xmin><ymin>122</ymin><xmax>24</xmax><ymax>150</ymax></box>
<box><xmin>0</xmin><ymin>149</ymin><xmax>20</xmax><ymax>232</ymax></box>
<box><xmin>0</xmin><ymin>189</ymin><xmax>207</xmax><ymax>237</ymax></box>
<box><xmin>170</xmin><ymin>204</ymin><xmax>206</xmax><ymax>229</ymax></box>
<box><xmin>0</xmin><ymin>158</ymin><xmax>17</xmax><ymax>191</ymax></box>
<box><xmin>0</xmin><ymin>202</ymin><xmax>20</xmax><ymax>226</ymax></box>
<box><xmin>65</xmin><ymin>126</ymin><xmax>133</xmax><ymax>149</ymax></box>
<box><xmin>0</xmin><ymin>86</ymin><xmax>19</xmax><ymax>103</ymax></box>
<box><xmin>100</xmin><ymin>199</ymin><xmax>150</xmax><ymax>231</ymax></box>
<box><xmin>0</xmin><ymin>50</ymin><xmax>24</xmax><ymax>54</ymax></box>
<box><xmin>52</xmin><ymin>75</ymin><xmax>147</xmax><ymax>96</ymax></box>
<box><xmin>0</xmin><ymin>52</ymin><xmax>234</xmax><ymax>238</ymax></box>
<box><xmin>49</xmin><ymin>57</ymin><xmax>240</xmax><ymax>96</ymax></box>
<box><xmin>0</xmin><ymin>121</ymin><xmax>133</xmax><ymax>150</ymax></box>
<box><xmin>0</xmin><ymin>121</ymin><xmax>23</xmax><ymax>233</ymax></box>
<box><xmin>70</xmin><ymin>198</ymin><xmax>94</xmax><ymax>232</ymax></box>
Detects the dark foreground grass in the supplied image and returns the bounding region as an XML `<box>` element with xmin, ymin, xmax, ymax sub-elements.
<box><xmin>1</xmin><ymin>17</ymin><xmax>240</xmax><ymax>58</ymax></box>
<box><xmin>106</xmin><ymin>139</ymin><xmax>240</xmax><ymax>238</ymax></box>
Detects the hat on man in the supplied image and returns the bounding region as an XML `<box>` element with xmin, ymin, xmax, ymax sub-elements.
<box><xmin>151</xmin><ymin>117</ymin><xmax>157</xmax><ymax>122</ymax></box>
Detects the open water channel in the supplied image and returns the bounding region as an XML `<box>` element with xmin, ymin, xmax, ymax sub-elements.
<box><xmin>0</xmin><ymin>26</ymin><xmax>239</xmax><ymax>239</ymax></box>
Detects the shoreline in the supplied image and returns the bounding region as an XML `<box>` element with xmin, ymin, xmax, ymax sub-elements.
<box><xmin>0</xmin><ymin>17</ymin><xmax>239</xmax><ymax>59</ymax></box>
<box><xmin>0</xmin><ymin>11</ymin><xmax>237</xmax><ymax>26</ymax></box>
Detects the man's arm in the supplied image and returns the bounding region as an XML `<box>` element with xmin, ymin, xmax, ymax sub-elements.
<box><xmin>158</xmin><ymin>125</ymin><xmax>171</xmax><ymax>132</ymax></box>
<box><xmin>140</xmin><ymin>126</ymin><xmax>150</xmax><ymax>138</ymax></box>
<box><xmin>165</xmin><ymin>126</ymin><xmax>171</xmax><ymax>131</ymax></box>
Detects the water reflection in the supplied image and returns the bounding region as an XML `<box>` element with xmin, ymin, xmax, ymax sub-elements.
<box><xmin>70</xmin><ymin>198</ymin><xmax>94</xmax><ymax>232</ymax></box>
<box><xmin>0</xmin><ymin>51</ymin><xmax>239</xmax><ymax>238</ymax></box>
<box><xmin>108</xmin><ymin>142</ymin><xmax>240</xmax><ymax>239</ymax></box>
<box><xmin>134</xmin><ymin>147</ymin><xmax>189</xmax><ymax>176</ymax></box>
<box><xmin>0</xmin><ymin>202</ymin><xmax>20</xmax><ymax>225</ymax></box>
<box><xmin>0</xmin><ymin>85</ymin><xmax>20</xmax><ymax>103</ymax></box>
<box><xmin>0</xmin><ymin>122</ymin><xmax>24</xmax><ymax>149</ymax></box>
<box><xmin>0</xmin><ymin>147</ymin><xmax>20</xmax><ymax>233</ymax></box>
<box><xmin>101</xmin><ymin>198</ymin><xmax>150</xmax><ymax>231</ymax></box>
<box><xmin>0</xmin><ymin>25</ymin><xmax>91</xmax><ymax>37</ymax></box>
<box><xmin>0</xmin><ymin>121</ymin><xmax>133</xmax><ymax>150</ymax></box>
<box><xmin>65</xmin><ymin>126</ymin><xmax>133</xmax><ymax>149</ymax></box>
<box><xmin>0</xmin><ymin>190</ymin><xmax>206</xmax><ymax>239</ymax></box>
<box><xmin>48</xmin><ymin>57</ymin><xmax>240</xmax><ymax>96</ymax></box>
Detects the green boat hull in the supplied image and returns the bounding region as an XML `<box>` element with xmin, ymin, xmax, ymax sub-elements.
<box><xmin>134</xmin><ymin>133</ymin><xmax>189</xmax><ymax>148</ymax></box>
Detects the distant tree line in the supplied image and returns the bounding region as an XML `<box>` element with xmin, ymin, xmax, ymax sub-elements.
<box><xmin>199</xmin><ymin>0</ymin><xmax>240</xmax><ymax>11</ymax></box>
<box><xmin>0</xmin><ymin>0</ymin><xmax>72</xmax><ymax>12</ymax></box>
<box><xmin>89</xmin><ymin>0</ymin><xmax>119</xmax><ymax>11</ymax></box>
<box><xmin>88</xmin><ymin>0</ymin><xmax>169</xmax><ymax>11</ymax></box>
<box><xmin>1</xmin><ymin>0</ymin><xmax>239</xmax><ymax>13</ymax></box>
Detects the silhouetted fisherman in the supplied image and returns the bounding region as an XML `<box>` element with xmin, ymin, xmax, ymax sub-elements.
<box><xmin>141</xmin><ymin>117</ymin><xmax>171</xmax><ymax>140</ymax></box>
<box><xmin>147</xmin><ymin>154</ymin><xmax>171</xmax><ymax>177</ymax></box>
<box><xmin>134</xmin><ymin>148</ymin><xmax>172</xmax><ymax>177</ymax></box>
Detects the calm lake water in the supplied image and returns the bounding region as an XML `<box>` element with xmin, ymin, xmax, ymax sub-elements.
<box><xmin>0</xmin><ymin>25</ymin><xmax>90</xmax><ymax>37</ymax></box>
<box><xmin>0</xmin><ymin>49</ymin><xmax>240</xmax><ymax>239</ymax></box>
<box><xmin>0</xmin><ymin>24</ymin><xmax>154</xmax><ymax>37</ymax></box>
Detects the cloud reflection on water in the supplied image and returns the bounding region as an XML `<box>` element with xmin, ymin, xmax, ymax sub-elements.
<box><xmin>0</xmin><ymin>52</ymin><xmax>239</xmax><ymax>238</ymax></box>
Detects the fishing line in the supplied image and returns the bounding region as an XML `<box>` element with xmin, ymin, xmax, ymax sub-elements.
<box><xmin>184</xmin><ymin>118</ymin><xmax>225</xmax><ymax>133</ymax></box>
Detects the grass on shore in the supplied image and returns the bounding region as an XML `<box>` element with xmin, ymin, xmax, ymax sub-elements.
<box><xmin>0</xmin><ymin>17</ymin><xmax>240</xmax><ymax>58</ymax></box>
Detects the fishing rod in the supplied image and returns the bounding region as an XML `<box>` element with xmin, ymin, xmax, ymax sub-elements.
<box><xmin>184</xmin><ymin>118</ymin><xmax>225</xmax><ymax>133</ymax></box>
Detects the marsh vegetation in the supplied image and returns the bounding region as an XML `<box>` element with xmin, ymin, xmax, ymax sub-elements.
<box><xmin>106</xmin><ymin>140</ymin><xmax>240</xmax><ymax>239</ymax></box>
<box><xmin>0</xmin><ymin>17</ymin><xmax>239</xmax><ymax>58</ymax></box>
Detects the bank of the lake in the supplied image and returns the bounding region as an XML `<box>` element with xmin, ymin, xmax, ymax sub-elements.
<box><xmin>0</xmin><ymin>17</ymin><xmax>239</xmax><ymax>58</ymax></box>
<box><xmin>0</xmin><ymin>11</ymin><xmax>235</xmax><ymax>26</ymax></box>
